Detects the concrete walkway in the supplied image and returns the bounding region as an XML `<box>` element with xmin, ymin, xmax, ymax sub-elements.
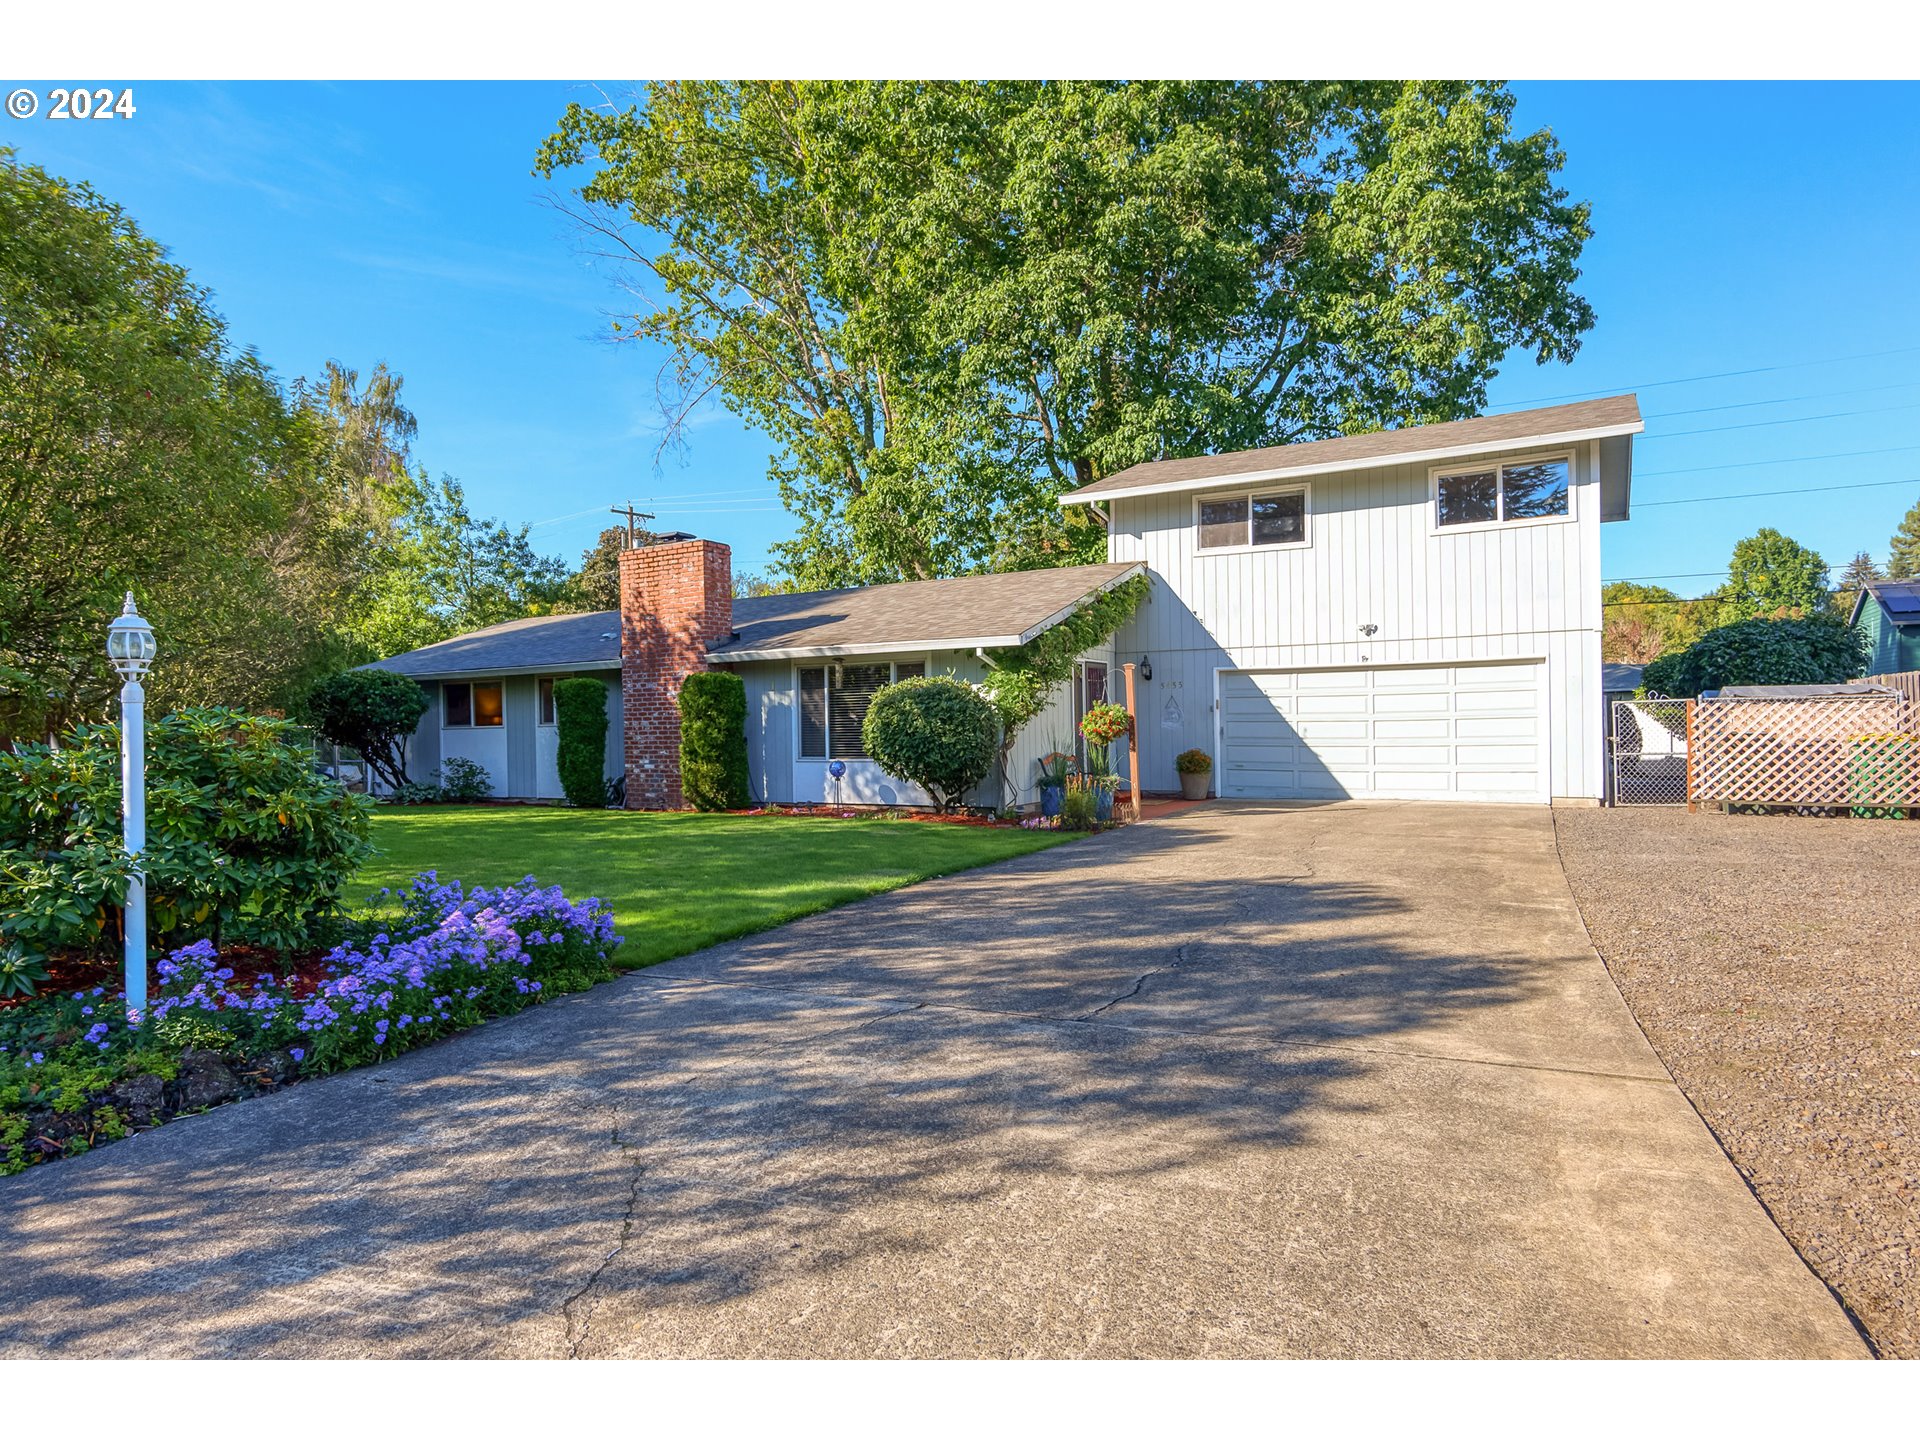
<box><xmin>0</xmin><ymin>803</ymin><xmax>1866</xmax><ymax>1358</ymax></box>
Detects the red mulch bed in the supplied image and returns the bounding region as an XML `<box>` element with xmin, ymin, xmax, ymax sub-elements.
<box><xmin>736</xmin><ymin>806</ymin><xmax>1027</xmax><ymax>828</ymax></box>
<box><xmin>732</xmin><ymin>799</ymin><xmax>1140</xmax><ymax>828</ymax></box>
<box><xmin>0</xmin><ymin>942</ymin><xmax>335</xmax><ymax>1013</ymax></box>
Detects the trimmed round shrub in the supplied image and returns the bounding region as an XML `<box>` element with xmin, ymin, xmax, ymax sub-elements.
<box><xmin>0</xmin><ymin>707</ymin><xmax>371</xmax><ymax>956</ymax></box>
<box><xmin>553</xmin><ymin>677</ymin><xmax>610</xmax><ymax>808</ymax></box>
<box><xmin>679</xmin><ymin>671</ymin><xmax>750</xmax><ymax>811</ymax></box>
<box><xmin>862</xmin><ymin>675</ymin><xmax>998</xmax><ymax>812</ymax></box>
<box><xmin>1640</xmin><ymin>614</ymin><xmax>1866</xmax><ymax>697</ymax></box>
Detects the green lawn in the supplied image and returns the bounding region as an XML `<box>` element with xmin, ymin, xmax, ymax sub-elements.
<box><xmin>355</xmin><ymin>807</ymin><xmax>1075</xmax><ymax>969</ymax></box>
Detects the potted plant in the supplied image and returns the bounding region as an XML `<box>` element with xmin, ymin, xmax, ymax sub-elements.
<box><xmin>1080</xmin><ymin>701</ymin><xmax>1132</xmax><ymax>822</ymax></box>
<box><xmin>1175</xmin><ymin>747</ymin><xmax>1213</xmax><ymax>801</ymax></box>
<box><xmin>1035</xmin><ymin>750</ymin><xmax>1073</xmax><ymax>818</ymax></box>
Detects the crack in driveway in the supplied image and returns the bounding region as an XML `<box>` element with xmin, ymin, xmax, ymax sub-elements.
<box><xmin>1077</xmin><ymin>942</ymin><xmax>1191</xmax><ymax>1020</ymax></box>
<box><xmin>561</xmin><ymin>1126</ymin><xmax>646</xmax><ymax>1358</ymax></box>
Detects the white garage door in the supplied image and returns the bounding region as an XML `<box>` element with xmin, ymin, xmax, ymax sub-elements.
<box><xmin>1218</xmin><ymin>662</ymin><xmax>1546</xmax><ymax>804</ymax></box>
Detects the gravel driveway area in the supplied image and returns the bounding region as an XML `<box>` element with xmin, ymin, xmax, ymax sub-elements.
<box><xmin>1555</xmin><ymin>806</ymin><xmax>1920</xmax><ymax>1358</ymax></box>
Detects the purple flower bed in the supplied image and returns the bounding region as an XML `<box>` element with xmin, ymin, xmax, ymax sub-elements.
<box><xmin>1</xmin><ymin>874</ymin><xmax>622</xmax><ymax>1173</ymax></box>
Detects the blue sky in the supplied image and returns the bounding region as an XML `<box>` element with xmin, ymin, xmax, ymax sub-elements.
<box><xmin>8</xmin><ymin>80</ymin><xmax>1919</xmax><ymax>594</ymax></box>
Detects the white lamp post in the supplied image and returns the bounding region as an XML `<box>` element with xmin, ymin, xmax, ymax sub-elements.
<box><xmin>106</xmin><ymin>593</ymin><xmax>156</xmax><ymax>1023</ymax></box>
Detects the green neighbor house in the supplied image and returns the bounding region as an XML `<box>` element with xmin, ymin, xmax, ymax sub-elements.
<box><xmin>1849</xmin><ymin>580</ymin><xmax>1920</xmax><ymax>675</ymax></box>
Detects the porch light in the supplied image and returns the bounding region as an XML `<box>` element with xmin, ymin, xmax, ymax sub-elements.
<box><xmin>106</xmin><ymin>594</ymin><xmax>157</xmax><ymax>677</ymax></box>
<box><xmin>1138</xmin><ymin>655</ymin><xmax>1152</xmax><ymax>681</ymax></box>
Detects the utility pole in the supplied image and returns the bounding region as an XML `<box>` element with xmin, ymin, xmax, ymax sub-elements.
<box><xmin>610</xmin><ymin>502</ymin><xmax>655</xmax><ymax>549</ymax></box>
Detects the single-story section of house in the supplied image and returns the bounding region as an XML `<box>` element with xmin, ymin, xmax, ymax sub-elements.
<box><xmin>1848</xmin><ymin>579</ymin><xmax>1920</xmax><ymax>675</ymax></box>
<box><xmin>366</xmin><ymin>610</ymin><xmax>628</xmax><ymax>801</ymax></box>
<box><xmin>370</xmin><ymin>393</ymin><xmax>1642</xmax><ymax>810</ymax></box>
<box><xmin>369</xmin><ymin>549</ymin><xmax>1136</xmax><ymax>809</ymax></box>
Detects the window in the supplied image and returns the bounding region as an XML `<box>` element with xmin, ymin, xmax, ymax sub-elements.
<box><xmin>538</xmin><ymin>678</ymin><xmax>556</xmax><ymax>726</ymax></box>
<box><xmin>1197</xmin><ymin>488</ymin><xmax>1307</xmax><ymax>550</ymax></box>
<box><xmin>798</xmin><ymin>660</ymin><xmax>924</xmax><ymax>759</ymax></box>
<box><xmin>443</xmin><ymin>680</ymin><xmax>504</xmax><ymax>728</ymax></box>
<box><xmin>1435</xmin><ymin>457</ymin><xmax>1570</xmax><ymax>528</ymax></box>
<box><xmin>829</xmin><ymin>664</ymin><xmax>889</xmax><ymax>759</ymax></box>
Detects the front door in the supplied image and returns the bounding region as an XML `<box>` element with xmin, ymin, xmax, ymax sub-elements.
<box><xmin>535</xmin><ymin>676</ymin><xmax>564</xmax><ymax>799</ymax></box>
<box><xmin>1074</xmin><ymin>661</ymin><xmax>1109</xmax><ymax>771</ymax></box>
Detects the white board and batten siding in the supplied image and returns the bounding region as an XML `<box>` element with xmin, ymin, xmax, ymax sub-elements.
<box><xmin>1107</xmin><ymin>440</ymin><xmax>1608</xmax><ymax>803</ymax></box>
<box><xmin>729</xmin><ymin>645</ymin><xmax>1116</xmax><ymax>809</ymax></box>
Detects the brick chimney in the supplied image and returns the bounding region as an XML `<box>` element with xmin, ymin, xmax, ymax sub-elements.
<box><xmin>619</xmin><ymin>538</ymin><xmax>733</xmax><ymax>809</ymax></box>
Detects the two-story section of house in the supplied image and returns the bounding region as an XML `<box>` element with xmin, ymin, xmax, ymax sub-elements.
<box><xmin>1060</xmin><ymin>395</ymin><xmax>1642</xmax><ymax>806</ymax></box>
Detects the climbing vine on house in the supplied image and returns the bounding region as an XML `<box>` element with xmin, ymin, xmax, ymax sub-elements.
<box><xmin>979</xmin><ymin>573</ymin><xmax>1150</xmax><ymax>791</ymax></box>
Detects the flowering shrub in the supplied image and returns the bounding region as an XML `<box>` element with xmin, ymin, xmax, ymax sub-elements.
<box><xmin>0</xmin><ymin>874</ymin><xmax>621</xmax><ymax>1172</ymax></box>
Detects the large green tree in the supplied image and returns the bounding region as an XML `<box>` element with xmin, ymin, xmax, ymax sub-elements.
<box><xmin>537</xmin><ymin>81</ymin><xmax>1595</xmax><ymax>588</ymax></box>
<box><xmin>0</xmin><ymin>150</ymin><xmax>304</xmax><ymax>739</ymax></box>
<box><xmin>1889</xmin><ymin>497</ymin><xmax>1920</xmax><ymax>580</ymax></box>
<box><xmin>1717</xmin><ymin>528</ymin><xmax>1830</xmax><ymax>620</ymax></box>
<box><xmin>349</xmin><ymin>476</ymin><xmax>572</xmax><ymax>659</ymax></box>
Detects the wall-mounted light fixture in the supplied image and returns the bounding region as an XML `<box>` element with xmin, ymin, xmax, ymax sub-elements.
<box><xmin>1138</xmin><ymin>654</ymin><xmax>1153</xmax><ymax>681</ymax></box>
<box><xmin>1359</xmin><ymin>623</ymin><xmax>1379</xmax><ymax>638</ymax></box>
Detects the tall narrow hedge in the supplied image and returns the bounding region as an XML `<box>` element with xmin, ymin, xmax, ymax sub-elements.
<box><xmin>679</xmin><ymin>671</ymin><xmax>750</xmax><ymax>811</ymax></box>
<box><xmin>552</xmin><ymin>678</ymin><xmax>610</xmax><ymax>807</ymax></box>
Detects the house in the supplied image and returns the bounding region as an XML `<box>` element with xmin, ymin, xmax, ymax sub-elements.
<box><xmin>369</xmin><ymin>393</ymin><xmax>1641</xmax><ymax>810</ymax></box>
<box><xmin>1602</xmin><ymin>662</ymin><xmax>1644</xmax><ymax>701</ymax></box>
<box><xmin>1848</xmin><ymin>579</ymin><xmax>1920</xmax><ymax>675</ymax></box>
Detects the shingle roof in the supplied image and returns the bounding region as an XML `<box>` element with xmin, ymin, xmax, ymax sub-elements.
<box><xmin>367</xmin><ymin>561</ymin><xmax>1146</xmax><ymax>676</ymax></box>
<box><xmin>1602</xmin><ymin>662</ymin><xmax>1644</xmax><ymax>694</ymax></box>
<box><xmin>710</xmin><ymin>562</ymin><xmax>1145</xmax><ymax>661</ymax></box>
<box><xmin>367</xmin><ymin>610</ymin><xmax>623</xmax><ymax>679</ymax></box>
<box><xmin>1060</xmin><ymin>394</ymin><xmax>1644</xmax><ymax>503</ymax></box>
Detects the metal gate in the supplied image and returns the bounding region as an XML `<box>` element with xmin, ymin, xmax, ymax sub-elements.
<box><xmin>1609</xmin><ymin>698</ymin><xmax>1689</xmax><ymax>805</ymax></box>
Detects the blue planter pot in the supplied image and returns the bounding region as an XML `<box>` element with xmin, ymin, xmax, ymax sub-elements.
<box><xmin>1093</xmin><ymin>786</ymin><xmax>1114</xmax><ymax>823</ymax></box>
<box><xmin>1039</xmin><ymin>784</ymin><xmax>1064</xmax><ymax>818</ymax></box>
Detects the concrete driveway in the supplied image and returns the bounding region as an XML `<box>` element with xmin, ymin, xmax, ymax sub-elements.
<box><xmin>0</xmin><ymin>803</ymin><xmax>1866</xmax><ymax>1358</ymax></box>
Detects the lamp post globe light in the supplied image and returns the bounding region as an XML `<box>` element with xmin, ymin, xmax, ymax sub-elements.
<box><xmin>106</xmin><ymin>593</ymin><xmax>156</xmax><ymax>1023</ymax></box>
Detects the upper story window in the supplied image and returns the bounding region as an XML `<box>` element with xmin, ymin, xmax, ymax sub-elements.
<box><xmin>1196</xmin><ymin>487</ymin><xmax>1308</xmax><ymax>551</ymax></box>
<box><xmin>798</xmin><ymin>660</ymin><xmax>924</xmax><ymax>760</ymax></box>
<box><xmin>1434</xmin><ymin>456</ymin><xmax>1571</xmax><ymax>529</ymax></box>
<box><xmin>444</xmin><ymin>680</ymin><xmax>504</xmax><ymax>729</ymax></box>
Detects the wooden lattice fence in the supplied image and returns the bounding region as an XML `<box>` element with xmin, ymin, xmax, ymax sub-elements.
<box><xmin>1688</xmin><ymin>693</ymin><xmax>1919</xmax><ymax>815</ymax></box>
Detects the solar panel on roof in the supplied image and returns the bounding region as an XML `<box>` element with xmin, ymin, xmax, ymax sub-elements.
<box><xmin>1870</xmin><ymin>581</ymin><xmax>1920</xmax><ymax>623</ymax></box>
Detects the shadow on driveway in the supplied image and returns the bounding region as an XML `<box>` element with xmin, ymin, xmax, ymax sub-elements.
<box><xmin>0</xmin><ymin>803</ymin><xmax>1866</xmax><ymax>1358</ymax></box>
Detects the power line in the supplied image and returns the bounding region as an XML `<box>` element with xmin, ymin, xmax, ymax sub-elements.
<box><xmin>1602</xmin><ymin>570</ymin><xmax>1729</xmax><ymax>582</ymax></box>
<box><xmin>1637</xmin><ymin>476</ymin><xmax>1920</xmax><ymax>508</ymax></box>
<box><xmin>1637</xmin><ymin>443</ymin><xmax>1920</xmax><ymax>478</ymax></box>
<box><xmin>1646</xmin><ymin>379</ymin><xmax>1920</xmax><ymax>421</ymax></box>
<box><xmin>1647</xmin><ymin>399</ymin><xmax>1920</xmax><ymax>441</ymax></box>
<box><xmin>1488</xmin><ymin>342</ymin><xmax>1920</xmax><ymax>409</ymax></box>
<box><xmin>1603</xmin><ymin>589</ymin><xmax>1872</xmax><ymax>609</ymax></box>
